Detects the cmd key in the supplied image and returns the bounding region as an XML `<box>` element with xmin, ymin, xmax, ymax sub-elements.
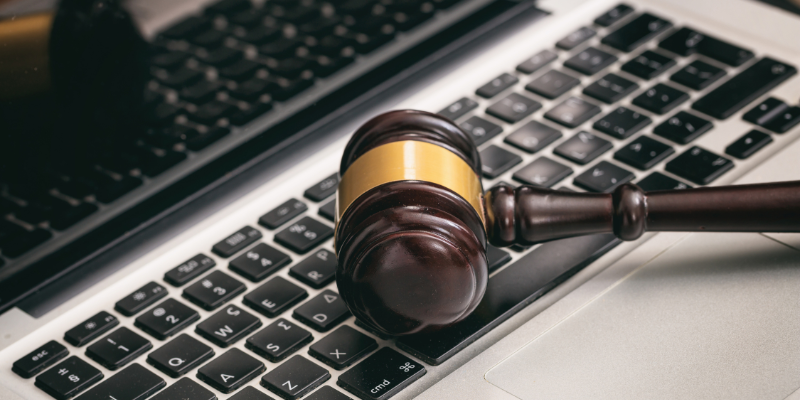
<box><xmin>75</xmin><ymin>363</ymin><xmax>165</xmax><ymax>400</ymax></box>
<box><xmin>337</xmin><ymin>348</ymin><xmax>426</xmax><ymax>400</ymax></box>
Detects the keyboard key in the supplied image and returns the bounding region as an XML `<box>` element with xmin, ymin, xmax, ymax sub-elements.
<box><xmin>246</xmin><ymin>318</ymin><xmax>313</xmax><ymax>362</ymax></box>
<box><xmin>621</xmin><ymin>50</ymin><xmax>675</xmax><ymax>79</ymax></box>
<box><xmin>259</xmin><ymin>199</ymin><xmax>308</xmax><ymax>230</ymax></box>
<box><xmin>86</xmin><ymin>327</ymin><xmax>152</xmax><ymax>370</ymax></box>
<box><xmin>261</xmin><ymin>355</ymin><xmax>330</xmax><ymax>399</ymax></box>
<box><xmin>504</xmin><ymin>120</ymin><xmax>562</xmax><ymax>153</ymax></box>
<box><xmin>658</xmin><ymin>27</ymin><xmax>754</xmax><ymax>66</ymax></box>
<box><xmin>693</xmin><ymin>58</ymin><xmax>797</xmax><ymax>119</ymax></box>
<box><xmin>75</xmin><ymin>363</ymin><xmax>165</xmax><ymax>400</ymax></box>
<box><xmin>486</xmin><ymin>245</ymin><xmax>512</xmax><ymax>273</ymax></box>
<box><xmin>289</xmin><ymin>249</ymin><xmax>337</xmax><ymax>289</ymax></box>
<box><xmin>243</xmin><ymin>276</ymin><xmax>308</xmax><ymax>318</ymax></box>
<box><xmin>525</xmin><ymin>69</ymin><xmax>580</xmax><ymax>99</ymax></box>
<box><xmin>65</xmin><ymin>312</ymin><xmax>119</xmax><ymax>347</ymax></box>
<box><xmin>594</xmin><ymin>4</ymin><xmax>634</xmax><ymax>27</ymax></box>
<box><xmin>554</xmin><ymin>131</ymin><xmax>613</xmax><ymax>165</ymax></box>
<box><xmin>632</xmin><ymin>83</ymin><xmax>688</xmax><ymax>115</ymax></box>
<box><xmin>337</xmin><ymin>347</ymin><xmax>426</xmax><ymax>400</ymax></box>
<box><xmin>306</xmin><ymin>386</ymin><xmax>351</xmax><ymax>400</ymax></box>
<box><xmin>220</xmin><ymin>59</ymin><xmax>262</xmax><ymax>81</ymax></box>
<box><xmin>212</xmin><ymin>226</ymin><xmax>263</xmax><ymax>258</ymax></box>
<box><xmin>601</xmin><ymin>13</ymin><xmax>672</xmax><ymax>52</ymax></box>
<box><xmin>135</xmin><ymin>298</ymin><xmax>200</xmax><ymax>340</ymax></box>
<box><xmin>665</xmin><ymin>146</ymin><xmax>734</xmax><ymax>184</ymax></box>
<box><xmin>437</xmin><ymin>97</ymin><xmax>478</xmax><ymax>121</ymax></box>
<box><xmin>293</xmin><ymin>290</ymin><xmax>351</xmax><ymax>332</ymax></box>
<box><xmin>762</xmin><ymin>106</ymin><xmax>800</xmax><ymax>133</ymax></box>
<box><xmin>147</xmin><ymin>334</ymin><xmax>214</xmax><ymax>378</ymax></box>
<box><xmin>653</xmin><ymin>111</ymin><xmax>713</xmax><ymax>144</ymax></box>
<box><xmin>13</xmin><ymin>341</ymin><xmax>69</xmax><ymax>379</ymax></box>
<box><xmin>582</xmin><ymin>73</ymin><xmax>638</xmax><ymax>104</ymax></box>
<box><xmin>35</xmin><ymin>356</ymin><xmax>103</xmax><ymax>400</ymax></box>
<box><xmin>150</xmin><ymin>378</ymin><xmax>216</xmax><ymax>400</ymax></box>
<box><xmin>475</xmin><ymin>73</ymin><xmax>519</xmax><ymax>99</ymax></box>
<box><xmin>742</xmin><ymin>97</ymin><xmax>790</xmax><ymax>126</ymax></box>
<box><xmin>165</xmin><ymin>254</ymin><xmax>217</xmax><ymax>287</ymax></box>
<box><xmin>516</xmin><ymin>49</ymin><xmax>557</xmax><ymax>74</ymax></box>
<box><xmin>230</xmin><ymin>243</ymin><xmax>292</xmax><ymax>282</ymax></box>
<box><xmin>486</xmin><ymin>93</ymin><xmax>542</xmax><ymax>123</ymax></box>
<box><xmin>512</xmin><ymin>157</ymin><xmax>573</xmax><ymax>188</ymax></box>
<box><xmin>186</xmin><ymin>126</ymin><xmax>231</xmax><ymax>151</ymax></box>
<box><xmin>564</xmin><ymin>47</ymin><xmax>617</xmax><ymax>75</ymax></box>
<box><xmin>670</xmin><ymin>60</ymin><xmax>725</xmax><ymax>90</ymax></box>
<box><xmin>198</xmin><ymin>348</ymin><xmax>265</xmax><ymax>394</ymax></box>
<box><xmin>229</xmin><ymin>386</ymin><xmax>275</xmax><ymax>400</ymax></box>
<box><xmin>319</xmin><ymin>200</ymin><xmax>336</xmax><ymax>222</ymax></box>
<box><xmin>614</xmin><ymin>136</ymin><xmax>674</xmax><ymax>170</ymax></box>
<box><xmin>190</xmin><ymin>101</ymin><xmax>236</xmax><ymax>124</ymax></box>
<box><xmin>309</xmin><ymin>325</ymin><xmax>378</xmax><ymax>370</ymax></box>
<box><xmin>183</xmin><ymin>270</ymin><xmax>247</xmax><ymax>310</ymax></box>
<box><xmin>114</xmin><ymin>282</ymin><xmax>168</xmax><ymax>317</ymax></box>
<box><xmin>275</xmin><ymin>217</ymin><xmax>334</xmax><ymax>254</ymax></box>
<box><xmin>636</xmin><ymin>172</ymin><xmax>691</xmax><ymax>191</ymax></box>
<box><xmin>545</xmin><ymin>97</ymin><xmax>601</xmax><ymax>129</ymax></box>
<box><xmin>459</xmin><ymin>116</ymin><xmax>503</xmax><ymax>146</ymax></box>
<box><xmin>556</xmin><ymin>27</ymin><xmax>596</xmax><ymax>50</ymax></box>
<box><xmin>196</xmin><ymin>304</ymin><xmax>262</xmax><ymax>347</ymax></box>
<box><xmin>202</xmin><ymin>47</ymin><xmax>243</xmax><ymax>66</ymax></box>
<box><xmin>304</xmin><ymin>173</ymin><xmax>339</xmax><ymax>202</ymax></box>
<box><xmin>158</xmin><ymin>67</ymin><xmax>205</xmax><ymax>88</ymax></box>
<box><xmin>480</xmin><ymin>145</ymin><xmax>523</xmax><ymax>179</ymax></box>
<box><xmin>725</xmin><ymin>129</ymin><xmax>773</xmax><ymax>159</ymax></box>
<box><xmin>181</xmin><ymin>80</ymin><xmax>223</xmax><ymax>104</ymax></box>
<box><xmin>592</xmin><ymin>107</ymin><xmax>651</xmax><ymax>139</ymax></box>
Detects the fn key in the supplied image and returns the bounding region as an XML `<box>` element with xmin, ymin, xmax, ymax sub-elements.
<box><xmin>338</xmin><ymin>348</ymin><xmax>426</xmax><ymax>400</ymax></box>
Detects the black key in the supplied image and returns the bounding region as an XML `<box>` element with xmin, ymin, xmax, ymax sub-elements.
<box><xmin>516</xmin><ymin>49</ymin><xmax>557</xmax><ymax>74</ymax></box>
<box><xmin>165</xmin><ymin>254</ymin><xmax>217</xmax><ymax>287</ymax></box>
<box><xmin>220</xmin><ymin>60</ymin><xmax>262</xmax><ymax>81</ymax></box>
<box><xmin>261</xmin><ymin>355</ymin><xmax>330</xmax><ymax>400</ymax></box>
<box><xmin>476</xmin><ymin>73</ymin><xmax>519</xmax><ymax>99</ymax></box>
<box><xmin>230</xmin><ymin>243</ymin><xmax>292</xmax><ymax>282</ymax></box>
<box><xmin>601</xmin><ymin>13</ymin><xmax>672</xmax><ymax>52</ymax></box>
<box><xmin>503</xmin><ymin>120</ymin><xmax>562</xmax><ymax>153</ymax></box>
<box><xmin>636</xmin><ymin>172</ymin><xmax>691</xmax><ymax>191</ymax></box>
<box><xmin>147</xmin><ymin>334</ymin><xmax>214</xmax><ymax>378</ymax></box>
<box><xmin>239</xmin><ymin>26</ymin><xmax>281</xmax><ymax>45</ymax></box>
<box><xmin>202</xmin><ymin>47</ymin><xmax>243</xmax><ymax>66</ymax></box>
<box><xmin>309</xmin><ymin>325</ymin><xmax>378</xmax><ymax>370</ymax></box>
<box><xmin>75</xmin><ymin>363</ymin><xmax>165</xmax><ymax>400</ymax></box>
<box><xmin>594</xmin><ymin>4</ymin><xmax>634</xmax><ymax>27</ymax></box>
<box><xmin>244</xmin><ymin>276</ymin><xmax>308</xmax><ymax>317</ymax></box>
<box><xmin>762</xmin><ymin>106</ymin><xmax>800</xmax><ymax>133</ymax></box>
<box><xmin>289</xmin><ymin>249</ymin><xmax>337</xmax><ymax>289</ymax></box>
<box><xmin>35</xmin><ymin>356</ymin><xmax>103</xmax><ymax>400</ymax></box>
<box><xmin>621</xmin><ymin>50</ymin><xmax>675</xmax><ymax>79</ymax></box>
<box><xmin>162</xmin><ymin>16</ymin><xmax>212</xmax><ymax>39</ymax></box>
<box><xmin>152</xmin><ymin>51</ymin><xmax>190</xmax><ymax>70</ymax></box>
<box><xmin>665</xmin><ymin>146</ymin><xmax>734</xmax><ymax>185</ymax></box>
<box><xmin>230</xmin><ymin>102</ymin><xmax>273</xmax><ymax>126</ymax></box>
<box><xmin>198</xmin><ymin>348</ymin><xmax>265</xmax><ymax>394</ymax></box>
<box><xmin>564</xmin><ymin>47</ymin><xmax>617</xmax><ymax>75</ymax></box>
<box><xmin>135</xmin><ymin>298</ymin><xmax>200</xmax><ymax>340</ymax></box>
<box><xmin>259</xmin><ymin>199</ymin><xmax>308</xmax><ymax>230</ymax></box>
<box><xmin>65</xmin><ymin>312</ymin><xmax>119</xmax><ymax>347</ymax></box>
<box><xmin>230</xmin><ymin>78</ymin><xmax>274</xmax><ymax>102</ymax></box>
<box><xmin>212</xmin><ymin>226</ymin><xmax>263</xmax><ymax>258</ymax></box>
<box><xmin>525</xmin><ymin>69</ymin><xmax>580</xmax><ymax>99</ymax></box>
<box><xmin>146</xmin><ymin>103</ymin><xmax>181</xmax><ymax>126</ymax></box>
<box><xmin>486</xmin><ymin>245</ymin><xmax>511</xmax><ymax>273</ymax></box>
<box><xmin>479</xmin><ymin>145</ymin><xmax>522</xmax><ymax>179</ymax></box>
<box><xmin>150</xmin><ymin>378</ymin><xmax>216</xmax><ymax>400</ymax></box>
<box><xmin>196</xmin><ymin>304</ymin><xmax>262</xmax><ymax>347</ymax></box>
<box><xmin>246</xmin><ymin>318</ymin><xmax>313</xmax><ymax>362</ymax></box>
<box><xmin>459</xmin><ymin>116</ymin><xmax>503</xmax><ymax>146</ymax></box>
<box><xmin>183</xmin><ymin>270</ymin><xmax>246</xmax><ymax>310</ymax></box>
<box><xmin>158</xmin><ymin>67</ymin><xmax>205</xmax><ymax>88</ymax></box>
<box><xmin>13</xmin><ymin>341</ymin><xmax>69</xmax><ymax>379</ymax></box>
<box><xmin>593</xmin><ymin>106</ymin><xmax>651</xmax><ymax>139</ymax></box>
<box><xmin>191</xmin><ymin>29</ymin><xmax>227</xmax><ymax>48</ymax></box>
<box><xmin>556</xmin><ymin>27</ymin><xmax>596</xmax><ymax>50</ymax></box>
<box><xmin>229</xmin><ymin>386</ymin><xmax>275</xmax><ymax>400</ymax></box>
<box><xmin>313</xmin><ymin>200</ymin><xmax>334</xmax><ymax>223</ymax></box>
<box><xmin>191</xmin><ymin>100</ymin><xmax>236</xmax><ymax>124</ymax></box>
<box><xmin>260</xmin><ymin>38</ymin><xmax>302</xmax><ymax>59</ymax></box>
<box><xmin>670</xmin><ymin>60</ymin><xmax>725</xmax><ymax>90</ymax></box>
<box><xmin>653</xmin><ymin>111</ymin><xmax>713</xmax><ymax>144</ymax></box>
<box><xmin>614</xmin><ymin>136</ymin><xmax>674</xmax><ymax>170</ymax></box>
<box><xmin>305</xmin><ymin>174</ymin><xmax>339</xmax><ymax>202</ymax></box>
<box><xmin>337</xmin><ymin>347</ymin><xmax>426</xmax><ymax>400</ymax></box>
<box><xmin>397</xmin><ymin>234</ymin><xmax>620</xmax><ymax>364</ymax></box>
<box><xmin>181</xmin><ymin>80</ymin><xmax>223</xmax><ymax>104</ymax></box>
<box><xmin>293</xmin><ymin>290</ymin><xmax>351</xmax><ymax>332</ymax></box>
<box><xmin>306</xmin><ymin>386</ymin><xmax>351</xmax><ymax>400</ymax></box>
<box><xmin>725</xmin><ymin>129</ymin><xmax>773</xmax><ymax>159</ymax></box>
<box><xmin>275</xmin><ymin>217</ymin><xmax>334</xmax><ymax>254</ymax></box>
<box><xmin>186</xmin><ymin>127</ymin><xmax>231</xmax><ymax>151</ymax></box>
<box><xmin>486</xmin><ymin>93</ymin><xmax>542</xmax><ymax>123</ymax></box>
<box><xmin>658</xmin><ymin>27</ymin><xmax>754</xmax><ymax>66</ymax></box>
<box><xmin>86</xmin><ymin>327</ymin><xmax>152</xmax><ymax>370</ymax></box>
<box><xmin>743</xmin><ymin>98</ymin><xmax>790</xmax><ymax>126</ymax></box>
<box><xmin>437</xmin><ymin>97</ymin><xmax>478</xmax><ymax>121</ymax></box>
<box><xmin>512</xmin><ymin>157</ymin><xmax>573</xmax><ymax>188</ymax></box>
<box><xmin>553</xmin><ymin>131</ymin><xmax>613</xmax><ymax>165</ymax></box>
<box><xmin>582</xmin><ymin>73</ymin><xmax>638</xmax><ymax>104</ymax></box>
<box><xmin>114</xmin><ymin>282</ymin><xmax>168</xmax><ymax>317</ymax></box>
<box><xmin>3</xmin><ymin>228</ymin><xmax>52</xmax><ymax>258</ymax></box>
<box><xmin>545</xmin><ymin>97</ymin><xmax>601</xmax><ymax>128</ymax></box>
<box><xmin>632</xmin><ymin>83</ymin><xmax>688</xmax><ymax>115</ymax></box>
<box><xmin>693</xmin><ymin>58</ymin><xmax>797</xmax><ymax>120</ymax></box>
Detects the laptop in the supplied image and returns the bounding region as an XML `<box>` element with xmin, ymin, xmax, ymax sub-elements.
<box><xmin>2</xmin><ymin>0</ymin><xmax>800</xmax><ymax>398</ymax></box>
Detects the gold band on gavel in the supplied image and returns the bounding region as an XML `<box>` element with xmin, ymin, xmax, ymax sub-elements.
<box><xmin>0</xmin><ymin>12</ymin><xmax>53</xmax><ymax>100</ymax></box>
<box><xmin>337</xmin><ymin>140</ymin><xmax>485</xmax><ymax>226</ymax></box>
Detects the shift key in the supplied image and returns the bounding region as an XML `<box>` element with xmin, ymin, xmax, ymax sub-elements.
<box><xmin>338</xmin><ymin>348</ymin><xmax>426</xmax><ymax>400</ymax></box>
<box><xmin>212</xmin><ymin>226</ymin><xmax>263</xmax><ymax>258</ymax></box>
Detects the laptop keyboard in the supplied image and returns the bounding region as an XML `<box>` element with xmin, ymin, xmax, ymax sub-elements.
<box><xmin>10</xmin><ymin>3</ymin><xmax>800</xmax><ymax>399</ymax></box>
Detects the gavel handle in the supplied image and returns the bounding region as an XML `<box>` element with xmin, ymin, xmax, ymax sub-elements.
<box><xmin>484</xmin><ymin>181</ymin><xmax>800</xmax><ymax>246</ymax></box>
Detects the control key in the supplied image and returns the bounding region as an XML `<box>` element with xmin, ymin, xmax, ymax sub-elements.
<box><xmin>337</xmin><ymin>347</ymin><xmax>426</xmax><ymax>400</ymax></box>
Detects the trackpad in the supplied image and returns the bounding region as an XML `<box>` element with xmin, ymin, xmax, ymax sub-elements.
<box><xmin>485</xmin><ymin>233</ymin><xmax>800</xmax><ymax>400</ymax></box>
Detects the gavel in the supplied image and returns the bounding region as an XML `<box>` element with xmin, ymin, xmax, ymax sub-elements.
<box><xmin>334</xmin><ymin>110</ymin><xmax>800</xmax><ymax>336</ymax></box>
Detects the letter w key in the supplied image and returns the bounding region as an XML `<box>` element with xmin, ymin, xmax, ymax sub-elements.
<box><xmin>196</xmin><ymin>305</ymin><xmax>262</xmax><ymax>347</ymax></box>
